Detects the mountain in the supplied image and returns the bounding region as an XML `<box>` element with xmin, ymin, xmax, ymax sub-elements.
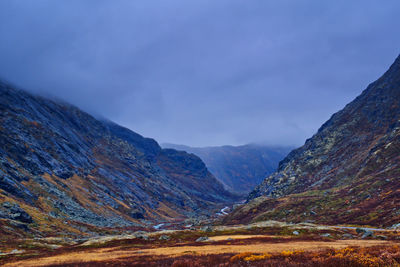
<box><xmin>0</xmin><ymin>81</ymin><xmax>236</xmax><ymax>237</ymax></box>
<box><xmin>162</xmin><ymin>144</ymin><xmax>292</xmax><ymax>195</ymax></box>
<box><xmin>225</xmin><ymin>55</ymin><xmax>400</xmax><ymax>227</ymax></box>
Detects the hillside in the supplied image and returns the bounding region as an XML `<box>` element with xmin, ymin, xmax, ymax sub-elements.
<box><xmin>225</xmin><ymin>55</ymin><xmax>400</xmax><ymax>227</ymax></box>
<box><xmin>163</xmin><ymin>144</ymin><xmax>292</xmax><ymax>194</ymax></box>
<box><xmin>0</xmin><ymin>81</ymin><xmax>236</xmax><ymax>238</ymax></box>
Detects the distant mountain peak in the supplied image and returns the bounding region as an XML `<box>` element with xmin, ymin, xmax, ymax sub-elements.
<box><xmin>162</xmin><ymin>143</ymin><xmax>293</xmax><ymax>195</ymax></box>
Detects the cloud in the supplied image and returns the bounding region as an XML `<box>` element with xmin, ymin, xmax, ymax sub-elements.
<box><xmin>0</xmin><ymin>0</ymin><xmax>399</xmax><ymax>146</ymax></box>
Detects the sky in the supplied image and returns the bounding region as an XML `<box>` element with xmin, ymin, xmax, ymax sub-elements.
<box><xmin>0</xmin><ymin>1</ymin><xmax>399</xmax><ymax>147</ymax></box>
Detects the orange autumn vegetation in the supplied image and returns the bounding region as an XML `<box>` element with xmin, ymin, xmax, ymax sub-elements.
<box><xmin>226</xmin><ymin>245</ymin><xmax>400</xmax><ymax>266</ymax></box>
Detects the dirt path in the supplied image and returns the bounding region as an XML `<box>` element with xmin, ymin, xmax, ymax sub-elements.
<box><xmin>3</xmin><ymin>239</ymin><xmax>395</xmax><ymax>267</ymax></box>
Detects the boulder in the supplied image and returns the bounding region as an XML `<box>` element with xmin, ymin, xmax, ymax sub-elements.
<box><xmin>134</xmin><ymin>231</ymin><xmax>149</xmax><ymax>240</ymax></box>
<box><xmin>356</xmin><ymin>228</ymin><xmax>367</xmax><ymax>234</ymax></box>
<box><xmin>159</xmin><ymin>235</ymin><xmax>170</xmax><ymax>240</ymax></box>
<box><xmin>361</xmin><ymin>231</ymin><xmax>374</xmax><ymax>239</ymax></box>
<box><xmin>196</xmin><ymin>236</ymin><xmax>209</xmax><ymax>242</ymax></box>
<box><xmin>390</xmin><ymin>223</ymin><xmax>400</xmax><ymax>229</ymax></box>
<box><xmin>342</xmin><ymin>233</ymin><xmax>355</xmax><ymax>239</ymax></box>
<box><xmin>200</xmin><ymin>226</ymin><xmax>213</xmax><ymax>232</ymax></box>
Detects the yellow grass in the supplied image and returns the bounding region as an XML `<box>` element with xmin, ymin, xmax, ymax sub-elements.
<box><xmin>207</xmin><ymin>234</ymin><xmax>276</xmax><ymax>241</ymax></box>
<box><xmin>3</xmin><ymin>239</ymin><xmax>394</xmax><ymax>267</ymax></box>
<box><xmin>134</xmin><ymin>240</ymin><xmax>393</xmax><ymax>256</ymax></box>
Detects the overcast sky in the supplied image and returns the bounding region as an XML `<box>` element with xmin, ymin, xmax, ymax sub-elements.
<box><xmin>0</xmin><ymin>1</ymin><xmax>399</xmax><ymax>147</ymax></box>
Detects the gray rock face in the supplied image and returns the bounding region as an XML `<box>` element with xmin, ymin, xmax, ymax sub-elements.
<box><xmin>241</xmin><ymin>55</ymin><xmax>400</xmax><ymax>227</ymax></box>
<box><xmin>249</xmin><ymin>55</ymin><xmax>400</xmax><ymax>200</ymax></box>
<box><xmin>0</xmin><ymin>81</ymin><xmax>237</xmax><ymax>230</ymax></box>
<box><xmin>0</xmin><ymin>202</ymin><xmax>32</xmax><ymax>223</ymax></box>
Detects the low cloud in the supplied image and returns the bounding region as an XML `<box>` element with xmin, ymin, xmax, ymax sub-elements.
<box><xmin>0</xmin><ymin>0</ymin><xmax>399</xmax><ymax>146</ymax></box>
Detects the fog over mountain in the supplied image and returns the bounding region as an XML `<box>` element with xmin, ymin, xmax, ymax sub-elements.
<box><xmin>0</xmin><ymin>1</ymin><xmax>399</xmax><ymax>146</ymax></box>
<box><xmin>163</xmin><ymin>143</ymin><xmax>293</xmax><ymax>194</ymax></box>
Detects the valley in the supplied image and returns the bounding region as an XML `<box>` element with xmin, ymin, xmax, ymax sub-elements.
<box><xmin>1</xmin><ymin>54</ymin><xmax>400</xmax><ymax>266</ymax></box>
<box><xmin>0</xmin><ymin>2</ymin><xmax>399</xmax><ymax>264</ymax></box>
<box><xmin>162</xmin><ymin>144</ymin><xmax>293</xmax><ymax>195</ymax></box>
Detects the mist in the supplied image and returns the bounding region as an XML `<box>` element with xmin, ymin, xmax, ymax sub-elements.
<box><xmin>0</xmin><ymin>0</ymin><xmax>399</xmax><ymax>146</ymax></box>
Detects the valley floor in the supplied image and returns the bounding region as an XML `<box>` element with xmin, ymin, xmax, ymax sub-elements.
<box><xmin>1</xmin><ymin>221</ymin><xmax>400</xmax><ymax>266</ymax></box>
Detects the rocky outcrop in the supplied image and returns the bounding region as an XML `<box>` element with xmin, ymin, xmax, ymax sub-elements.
<box><xmin>0</xmin><ymin>202</ymin><xmax>32</xmax><ymax>223</ymax></box>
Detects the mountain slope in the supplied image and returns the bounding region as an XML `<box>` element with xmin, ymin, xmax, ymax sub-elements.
<box><xmin>163</xmin><ymin>144</ymin><xmax>292</xmax><ymax>194</ymax></box>
<box><xmin>225</xmin><ymin>55</ymin><xmax>400</xmax><ymax>227</ymax></box>
<box><xmin>0</xmin><ymin>81</ymin><xmax>236</xmax><ymax>237</ymax></box>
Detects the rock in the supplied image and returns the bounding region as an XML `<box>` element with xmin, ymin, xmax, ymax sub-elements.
<box><xmin>159</xmin><ymin>235</ymin><xmax>170</xmax><ymax>240</ymax></box>
<box><xmin>134</xmin><ymin>231</ymin><xmax>149</xmax><ymax>240</ymax></box>
<box><xmin>134</xmin><ymin>231</ymin><xmax>147</xmax><ymax>235</ymax></box>
<box><xmin>140</xmin><ymin>235</ymin><xmax>149</xmax><ymax>240</ymax></box>
<box><xmin>361</xmin><ymin>231</ymin><xmax>374</xmax><ymax>239</ymax></box>
<box><xmin>356</xmin><ymin>228</ymin><xmax>366</xmax><ymax>234</ymax></box>
<box><xmin>9</xmin><ymin>220</ymin><xmax>29</xmax><ymax>231</ymax></box>
<box><xmin>390</xmin><ymin>223</ymin><xmax>400</xmax><ymax>229</ymax></box>
<box><xmin>0</xmin><ymin>202</ymin><xmax>33</xmax><ymax>223</ymax></box>
<box><xmin>196</xmin><ymin>236</ymin><xmax>209</xmax><ymax>242</ymax></box>
<box><xmin>201</xmin><ymin>226</ymin><xmax>213</xmax><ymax>232</ymax></box>
<box><xmin>153</xmin><ymin>223</ymin><xmax>165</xmax><ymax>230</ymax></box>
<box><xmin>376</xmin><ymin>235</ymin><xmax>388</xmax><ymax>240</ymax></box>
<box><xmin>233</xmin><ymin>204</ymin><xmax>242</xmax><ymax>210</ymax></box>
<box><xmin>292</xmin><ymin>231</ymin><xmax>299</xmax><ymax>235</ymax></box>
<box><xmin>130</xmin><ymin>212</ymin><xmax>145</xmax><ymax>219</ymax></box>
<box><xmin>10</xmin><ymin>249</ymin><xmax>25</xmax><ymax>254</ymax></box>
<box><xmin>342</xmin><ymin>234</ymin><xmax>355</xmax><ymax>239</ymax></box>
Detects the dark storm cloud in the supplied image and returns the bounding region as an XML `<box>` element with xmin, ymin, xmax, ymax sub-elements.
<box><xmin>0</xmin><ymin>0</ymin><xmax>399</xmax><ymax>146</ymax></box>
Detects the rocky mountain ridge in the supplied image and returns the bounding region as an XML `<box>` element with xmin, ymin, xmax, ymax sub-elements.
<box><xmin>0</xmin><ymin>81</ymin><xmax>236</xmax><ymax>237</ymax></box>
<box><xmin>225</xmin><ymin>55</ymin><xmax>400</xmax><ymax>227</ymax></box>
